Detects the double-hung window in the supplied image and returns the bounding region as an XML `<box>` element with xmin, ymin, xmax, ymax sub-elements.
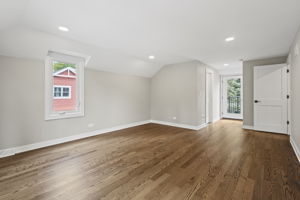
<box><xmin>53</xmin><ymin>86</ymin><xmax>71</xmax><ymax>99</ymax></box>
<box><xmin>45</xmin><ymin>50</ymin><xmax>90</xmax><ymax>120</ymax></box>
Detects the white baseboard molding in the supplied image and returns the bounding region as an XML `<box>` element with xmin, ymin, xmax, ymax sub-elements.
<box><xmin>213</xmin><ymin>117</ymin><xmax>221</xmax><ymax>123</ymax></box>
<box><xmin>0</xmin><ymin>120</ymin><xmax>151</xmax><ymax>158</ymax></box>
<box><xmin>150</xmin><ymin>120</ymin><xmax>207</xmax><ymax>130</ymax></box>
<box><xmin>290</xmin><ymin>136</ymin><xmax>300</xmax><ymax>163</ymax></box>
<box><xmin>243</xmin><ymin>125</ymin><xmax>254</xmax><ymax>130</ymax></box>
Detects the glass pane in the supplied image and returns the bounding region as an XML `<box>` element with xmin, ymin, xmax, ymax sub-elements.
<box><xmin>62</xmin><ymin>87</ymin><xmax>69</xmax><ymax>97</ymax></box>
<box><xmin>54</xmin><ymin>87</ymin><xmax>61</xmax><ymax>97</ymax></box>
<box><xmin>227</xmin><ymin>78</ymin><xmax>241</xmax><ymax>114</ymax></box>
<box><xmin>52</xmin><ymin>61</ymin><xmax>78</xmax><ymax>111</ymax></box>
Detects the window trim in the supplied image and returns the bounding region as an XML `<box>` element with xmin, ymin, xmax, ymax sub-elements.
<box><xmin>45</xmin><ymin>50</ymin><xmax>90</xmax><ymax>120</ymax></box>
<box><xmin>53</xmin><ymin>85</ymin><xmax>72</xmax><ymax>99</ymax></box>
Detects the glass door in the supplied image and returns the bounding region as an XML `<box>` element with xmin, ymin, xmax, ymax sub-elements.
<box><xmin>222</xmin><ymin>76</ymin><xmax>243</xmax><ymax>119</ymax></box>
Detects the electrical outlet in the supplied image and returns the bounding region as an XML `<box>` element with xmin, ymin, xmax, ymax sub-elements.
<box><xmin>172</xmin><ymin>117</ymin><xmax>177</xmax><ymax>120</ymax></box>
<box><xmin>88</xmin><ymin>123</ymin><xmax>94</xmax><ymax>128</ymax></box>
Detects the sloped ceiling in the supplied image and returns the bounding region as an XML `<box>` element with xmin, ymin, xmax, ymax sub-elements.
<box><xmin>1</xmin><ymin>0</ymin><xmax>300</xmax><ymax>77</ymax></box>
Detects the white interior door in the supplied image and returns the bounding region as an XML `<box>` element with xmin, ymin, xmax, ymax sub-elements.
<box><xmin>254</xmin><ymin>64</ymin><xmax>288</xmax><ymax>134</ymax></box>
<box><xmin>222</xmin><ymin>76</ymin><xmax>242</xmax><ymax>119</ymax></box>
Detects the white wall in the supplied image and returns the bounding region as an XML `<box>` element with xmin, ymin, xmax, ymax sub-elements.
<box><xmin>288</xmin><ymin>26</ymin><xmax>300</xmax><ymax>159</ymax></box>
<box><xmin>0</xmin><ymin>55</ymin><xmax>150</xmax><ymax>149</ymax></box>
<box><xmin>0</xmin><ymin>55</ymin><xmax>221</xmax><ymax>151</ymax></box>
<box><xmin>151</xmin><ymin>60</ymin><xmax>220</xmax><ymax>127</ymax></box>
<box><xmin>151</xmin><ymin>61</ymin><xmax>199</xmax><ymax>126</ymax></box>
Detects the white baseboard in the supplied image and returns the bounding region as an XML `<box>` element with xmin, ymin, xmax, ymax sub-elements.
<box><xmin>0</xmin><ymin>119</ymin><xmax>209</xmax><ymax>158</ymax></box>
<box><xmin>290</xmin><ymin>136</ymin><xmax>300</xmax><ymax>163</ymax></box>
<box><xmin>0</xmin><ymin>120</ymin><xmax>151</xmax><ymax>158</ymax></box>
<box><xmin>243</xmin><ymin>125</ymin><xmax>254</xmax><ymax>130</ymax></box>
<box><xmin>213</xmin><ymin>117</ymin><xmax>221</xmax><ymax>123</ymax></box>
<box><xmin>150</xmin><ymin>120</ymin><xmax>207</xmax><ymax>130</ymax></box>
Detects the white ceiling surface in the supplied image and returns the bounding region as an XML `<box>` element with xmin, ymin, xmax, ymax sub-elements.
<box><xmin>1</xmin><ymin>0</ymin><xmax>300</xmax><ymax>77</ymax></box>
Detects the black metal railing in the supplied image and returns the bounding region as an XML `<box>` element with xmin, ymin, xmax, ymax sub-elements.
<box><xmin>227</xmin><ymin>96</ymin><xmax>241</xmax><ymax>114</ymax></box>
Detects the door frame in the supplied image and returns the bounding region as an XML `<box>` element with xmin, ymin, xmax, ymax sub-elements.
<box><xmin>206</xmin><ymin>68</ymin><xmax>214</xmax><ymax>123</ymax></box>
<box><xmin>221</xmin><ymin>75</ymin><xmax>243</xmax><ymax>119</ymax></box>
<box><xmin>287</xmin><ymin>64</ymin><xmax>291</xmax><ymax>135</ymax></box>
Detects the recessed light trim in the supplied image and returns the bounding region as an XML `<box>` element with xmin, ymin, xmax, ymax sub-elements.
<box><xmin>225</xmin><ymin>37</ymin><xmax>235</xmax><ymax>42</ymax></box>
<box><xmin>224</xmin><ymin>63</ymin><xmax>229</xmax><ymax>66</ymax></box>
<box><xmin>58</xmin><ymin>26</ymin><xmax>69</xmax><ymax>32</ymax></box>
<box><xmin>148</xmin><ymin>55</ymin><xmax>155</xmax><ymax>60</ymax></box>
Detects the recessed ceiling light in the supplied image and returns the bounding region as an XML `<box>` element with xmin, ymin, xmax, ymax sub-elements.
<box><xmin>148</xmin><ymin>55</ymin><xmax>155</xmax><ymax>60</ymax></box>
<box><xmin>224</xmin><ymin>63</ymin><xmax>229</xmax><ymax>66</ymax></box>
<box><xmin>225</xmin><ymin>37</ymin><xmax>235</xmax><ymax>42</ymax></box>
<box><xmin>58</xmin><ymin>26</ymin><xmax>69</xmax><ymax>32</ymax></box>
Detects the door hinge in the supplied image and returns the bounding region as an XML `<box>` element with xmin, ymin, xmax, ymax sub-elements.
<box><xmin>287</xmin><ymin>69</ymin><xmax>290</xmax><ymax>73</ymax></box>
<box><xmin>287</xmin><ymin>121</ymin><xmax>290</xmax><ymax>125</ymax></box>
<box><xmin>287</xmin><ymin>95</ymin><xmax>290</xmax><ymax>99</ymax></box>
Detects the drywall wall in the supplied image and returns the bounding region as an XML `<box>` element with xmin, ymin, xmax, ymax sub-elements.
<box><xmin>288</xmin><ymin>26</ymin><xmax>300</xmax><ymax>159</ymax></box>
<box><xmin>242</xmin><ymin>56</ymin><xmax>287</xmax><ymax>126</ymax></box>
<box><xmin>151</xmin><ymin>60</ymin><xmax>219</xmax><ymax>127</ymax></box>
<box><xmin>0</xmin><ymin>55</ymin><xmax>150</xmax><ymax>149</ymax></box>
<box><xmin>151</xmin><ymin>61</ymin><xmax>199</xmax><ymax>126</ymax></box>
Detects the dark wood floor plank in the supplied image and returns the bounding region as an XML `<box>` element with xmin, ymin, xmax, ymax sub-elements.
<box><xmin>0</xmin><ymin>120</ymin><xmax>299</xmax><ymax>200</ymax></box>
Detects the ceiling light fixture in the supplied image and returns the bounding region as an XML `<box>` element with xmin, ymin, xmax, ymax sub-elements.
<box><xmin>148</xmin><ymin>55</ymin><xmax>155</xmax><ymax>60</ymax></box>
<box><xmin>225</xmin><ymin>37</ymin><xmax>235</xmax><ymax>42</ymax></box>
<box><xmin>224</xmin><ymin>63</ymin><xmax>229</xmax><ymax>66</ymax></box>
<box><xmin>58</xmin><ymin>26</ymin><xmax>69</xmax><ymax>32</ymax></box>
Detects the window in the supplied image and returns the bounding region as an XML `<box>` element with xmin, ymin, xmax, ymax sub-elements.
<box><xmin>45</xmin><ymin>50</ymin><xmax>90</xmax><ymax>120</ymax></box>
<box><xmin>53</xmin><ymin>86</ymin><xmax>71</xmax><ymax>99</ymax></box>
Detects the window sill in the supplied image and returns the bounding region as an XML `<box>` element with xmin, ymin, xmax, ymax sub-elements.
<box><xmin>45</xmin><ymin>111</ymin><xmax>84</xmax><ymax>121</ymax></box>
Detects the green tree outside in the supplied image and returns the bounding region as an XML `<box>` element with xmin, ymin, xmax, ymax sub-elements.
<box><xmin>227</xmin><ymin>78</ymin><xmax>241</xmax><ymax>113</ymax></box>
<box><xmin>227</xmin><ymin>78</ymin><xmax>241</xmax><ymax>97</ymax></box>
<box><xmin>53</xmin><ymin>61</ymin><xmax>76</xmax><ymax>72</ymax></box>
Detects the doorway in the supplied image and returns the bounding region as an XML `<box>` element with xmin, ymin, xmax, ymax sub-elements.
<box><xmin>222</xmin><ymin>75</ymin><xmax>243</xmax><ymax>119</ymax></box>
<box><xmin>206</xmin><ymin>69</ymin><xmax>213</xmax><ymax>123</ymax></box>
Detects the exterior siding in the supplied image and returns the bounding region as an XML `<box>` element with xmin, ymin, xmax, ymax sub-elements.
<box><xmin>53</xmin><ymin>72</ymin><xmax>77</xmax><ymax>111</ymax></box>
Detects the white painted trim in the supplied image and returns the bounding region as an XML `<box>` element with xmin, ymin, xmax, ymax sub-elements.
<box><xmin>0</xmin><ymin>120</ymin><xmax>151</xmax><ymax>158</ymax></box>
<box><xmin>243</xmin><ymin>125</ymin><xmax>254</xmax><ymax>130</ymax></box>
<box><xmin>0</xmin><ymin>120</ymin><xmax>210</xmax><ymax>158</ymax></box>
<box><xmin>150</xmin><ymin>120</ymin><xmax>207</xmax><ymax>130</ymax></box>
<box><xmin>213</xmin><ymin>117</ymin><xmax>221</xmax><ymax>123</ymax></box>
<box><xmin>54</xmin><ymin>74</ymin><xmax>77</xmax><ymax>79</ymax></box>
<box><xmin>53</xmin><ymin>85</ymin><xmax>71</xmax><ymax>99</ymax></box>
<box><xmin>290</xmin><ymin>136</ymin><xmax>300</xmax><ymax>163</ymax></box>
<box><xmin>53</xmin><ymin>66</ymin><xmax>76</xmax><ymax>77</ymax></box>
<box><xmin>49</xmin><ymin>49</ymin><xmax>91</xmax><ymax>66</ymax></box>
<box><xmin>45</xmin><ymin>51</ymin><xmax>85</xmax><ymax>121</ymax></box>
<box><xmin>287</xmin><ymin>64</ymin><xmax>291</xmax><ymax>136</ymax></box>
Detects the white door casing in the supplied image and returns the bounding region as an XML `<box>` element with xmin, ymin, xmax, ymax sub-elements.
<box><xmin>253</xmin><ymin>64</ymin><xmax>288</xmax><ymax>134</ymax></box>
<box><xmin>206</xmin><ymin>69</ymin><xmax>213</xmax><ymax>123</ymax></box>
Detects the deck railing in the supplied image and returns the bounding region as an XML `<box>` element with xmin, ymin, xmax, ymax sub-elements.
<box><xmin>227</xmin><ymin>96</ymin><xmax>241</xmax><ymax>114</ymax></box>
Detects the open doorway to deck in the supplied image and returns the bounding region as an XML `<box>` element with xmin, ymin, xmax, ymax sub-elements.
<box><xmin>221</xmin><ymin>75</ymin><xmax>243</xmax><ymax>119</ymax></box>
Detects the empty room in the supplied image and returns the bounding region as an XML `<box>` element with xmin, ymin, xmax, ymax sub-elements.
<box><xmin>0</xmin><ymin>0</ymin><xmax>300</xmax><ymax>199</ymax></box>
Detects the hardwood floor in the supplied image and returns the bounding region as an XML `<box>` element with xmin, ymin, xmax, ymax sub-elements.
<box><xmin>0</xmin><ymin>119</ymin><xmax>299</xmax><ymax>200</ymax></box>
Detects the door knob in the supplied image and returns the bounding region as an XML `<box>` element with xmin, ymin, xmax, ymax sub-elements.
<box><xmin>254</xmin><ymin>100</ymin><xmax>261</xmax><ymax>103</ymax></box>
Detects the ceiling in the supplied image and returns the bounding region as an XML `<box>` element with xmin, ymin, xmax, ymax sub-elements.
<box><xmin>1</xmin><ymin>0</ymin><xmax>300</xmax><ymax>77</ymax></box>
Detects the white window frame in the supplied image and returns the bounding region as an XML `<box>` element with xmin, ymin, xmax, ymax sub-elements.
<box><xmin>45</xmin><ymin>50</ymin><xmax>90</xmax><ymax>120</ymax></box>
<box><xmin>53</xmin><ymin>85</ymin><xmax>72</xmax><ymax>99</ymax></box>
